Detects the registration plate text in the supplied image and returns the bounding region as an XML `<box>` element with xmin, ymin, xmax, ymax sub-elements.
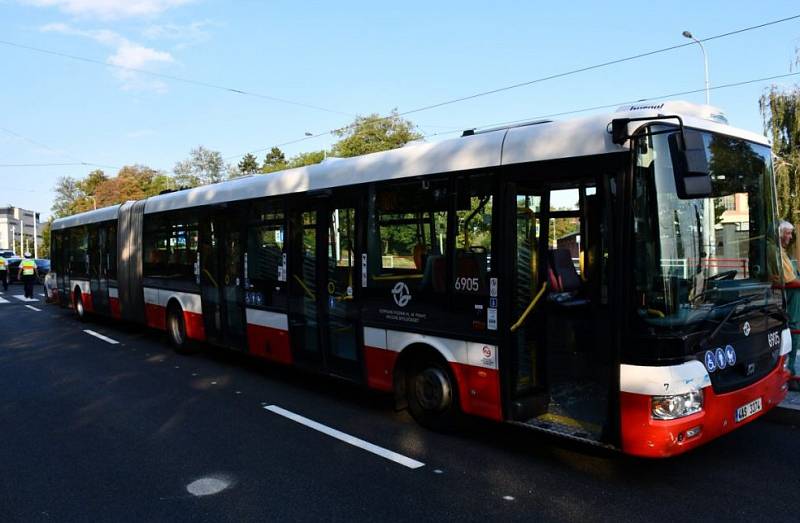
<box><xmin>735</xmin><ymin>397</ymin><xmax>762</xmax><ymax>423</ymax></box>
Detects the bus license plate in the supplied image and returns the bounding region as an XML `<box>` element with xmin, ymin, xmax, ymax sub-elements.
<box><xmin>735</xmin><ymin>398</ymin><xmax>762</xmax><ymax>423</ymax></box>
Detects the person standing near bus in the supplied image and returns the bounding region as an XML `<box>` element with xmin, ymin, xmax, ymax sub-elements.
<box><xmin>776</xmin><ymin>221</ymin><xmax>800</xmax><ymax>389</ymax></box>
<box><xmin>18</xmin><ymin>252</ymin><xmax>38</xmax><ymax>300</ymax></box>
<box><xmin>0</xmin><ymin>254</ymin><xmax>8</xmax><ymax>291</ymax></box>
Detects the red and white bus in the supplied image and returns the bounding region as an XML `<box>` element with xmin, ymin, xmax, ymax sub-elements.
<box><xmin>49</xmin><ymin>100</ymin><xmax>793</xmax><ymax>457</ymax></box>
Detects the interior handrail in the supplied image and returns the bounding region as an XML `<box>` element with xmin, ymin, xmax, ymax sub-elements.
<box><xmin>510</xmin><ymin>281</ymin><xmax>548</xmax><ymax>333</ymax></box>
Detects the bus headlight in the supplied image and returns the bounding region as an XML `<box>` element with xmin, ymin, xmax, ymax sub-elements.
<box><xmin>651</xmin><ymin>390</ymin><xmax>704</xmax><ymax>420</ymax></box>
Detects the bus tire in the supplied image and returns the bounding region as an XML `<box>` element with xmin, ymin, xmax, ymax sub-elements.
<box><xmin>406</xmin><ymin>358</ymin><xmax>460</xmax><ymax>430</ymax></box>
<box><xmin>167</xmin><ymin>302</ymin><xmax>194</xmax><ymax>354</ymax></box>
<box><xmin>74</xmin><ymin>289</ymin><xmax>87</xmax><ymax>322</ymax></box>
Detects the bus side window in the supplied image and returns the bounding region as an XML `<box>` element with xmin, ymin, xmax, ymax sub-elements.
<box><xmin>454</xmin><ymin>175</ymin><xmax>493</xmax><ymax>297</ymax></box>
<box><xmin>246</xmin><ymin>202</ymin><xmax>286</xmax><ymax>309</ymax></box>
<box><xmin>369</xmin><ymin>178</ymin><xmax>449</xmax><ymax>301</ymax></box>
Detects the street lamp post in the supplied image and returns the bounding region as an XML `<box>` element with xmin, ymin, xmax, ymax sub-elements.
<box><xmin>682</xmin><ymin>30</ymin><xmax>710</xmax><ymax>105</ymax></box>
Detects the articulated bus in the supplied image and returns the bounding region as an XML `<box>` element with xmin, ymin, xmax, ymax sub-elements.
<box><xmin>49</xmin><ymin>101</ymin><xmax>793</xmax><ymax>457</ymax></box>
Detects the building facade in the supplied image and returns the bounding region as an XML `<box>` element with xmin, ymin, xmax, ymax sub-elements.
<box><xmin>0</xmin><ymin>206</ymin><xmax>42</xmax><ymax>255</ymax></box>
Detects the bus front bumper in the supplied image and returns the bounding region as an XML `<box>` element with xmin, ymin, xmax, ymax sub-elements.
<box><xmin>619</xmin><ymin>359</ymin><xmax>789</xmax><ymax>458</ymax></box>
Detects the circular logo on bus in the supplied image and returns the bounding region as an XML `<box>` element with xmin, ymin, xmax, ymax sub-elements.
<box><xmin>704</xmin><ymin>350</ymin><xmax>717</xmax><ymax>373</ymax></box>
<box><xmin>715</xmin><ymin>347</ymin><xmax>727</xmax><ymax>370</ymax></box>
<box><xmin>725</xmin><ymin>345</ymin><xmax>737</xmax><ymax>367</ymax></box>
<box><xmin>742</xmin><ymin>321</ymin><xmax>751</xmax><ymax>337</ymax></box>
<box><xmin>391</xmin><ymin>282</ymin><xmax>411</xmax><ymax>307</ymax></box>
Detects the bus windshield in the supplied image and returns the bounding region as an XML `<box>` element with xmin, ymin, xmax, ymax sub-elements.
<box><xmin>633</xmin><ymin>126</ymin><xmax>783</xmax><ymax>330</ymax></box>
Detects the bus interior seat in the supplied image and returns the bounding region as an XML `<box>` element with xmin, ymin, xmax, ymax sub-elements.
<box><xmin>456</xmin><ymin>250</ymin><xmax>486</xmax><ymax>285</ymax></box>
<box><xmin>548</xmin><ymin>248</ymin><xmax>589</xmax><ymax>306</ymax></box>
<box><xmin>421</xmin><ymin>255</ymin><xmax>446</xmax><ymax>293</ymax></box>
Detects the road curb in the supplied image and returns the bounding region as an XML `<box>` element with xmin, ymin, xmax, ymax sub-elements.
<box><xmin>768</xmin><ymin>390</ymin><xmax>800</xmax><ymax>425</ymax></box>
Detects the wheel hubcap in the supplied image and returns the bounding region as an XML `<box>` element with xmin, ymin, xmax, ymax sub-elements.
<box><xmin>170</xmin><ymin>314</ymin><xmax>183</xmax><ymax>345</ymax></box>
<box><xmin>414</xmin><ymin>367</ymin><xmax>452</xmax><ymax>412</ymax></box>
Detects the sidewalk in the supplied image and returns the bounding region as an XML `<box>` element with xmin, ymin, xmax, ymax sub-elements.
<box><xmin>779</xmin><ymin>389</ymin><xmax>800</xmax><ymax>412</ymax></box>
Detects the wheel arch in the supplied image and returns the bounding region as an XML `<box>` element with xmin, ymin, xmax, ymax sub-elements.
<box><xmin>393</xmin><ymin>341</ymin><xmax>458</xmax><ymax>411</ymax></box>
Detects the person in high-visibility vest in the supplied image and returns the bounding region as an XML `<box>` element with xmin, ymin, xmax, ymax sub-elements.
<box><xmin>0</xmin><ymin>254</ymin><xmax>8</xmax><ymax>291</ymax></box>
<box><xmin>18</xmin><ymin>252</ymin><xmax>38</xmax><ymax>300</ymax></box>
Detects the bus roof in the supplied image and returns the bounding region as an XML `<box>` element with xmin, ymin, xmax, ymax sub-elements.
<box><xmin>52</xmin><ymin>100</ymin><xmax>770</xmax><ymax>229</ymax></box>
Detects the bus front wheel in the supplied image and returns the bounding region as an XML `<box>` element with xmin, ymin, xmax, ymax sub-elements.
<box><xmin>406</xmin><ymin>360</ymin><xmax>459</xmax><ymax>430</ymax></box>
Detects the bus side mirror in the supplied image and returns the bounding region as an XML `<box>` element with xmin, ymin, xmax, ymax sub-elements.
<box><xmin>669</xmin><ymin>130</ymin><xmax>711</xmax><ymax>199</ymax></box>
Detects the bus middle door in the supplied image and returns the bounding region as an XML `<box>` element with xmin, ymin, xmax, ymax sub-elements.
<box><xmin>200</xmin><ymin>211</ymin><xmax>247</xmax><ymax>349</ymax></box>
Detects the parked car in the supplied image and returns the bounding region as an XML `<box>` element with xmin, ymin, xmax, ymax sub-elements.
<box><xmin>0</xmin><ymin>250</ymin><xmax>16</xmax><ymax>258</ymax></box>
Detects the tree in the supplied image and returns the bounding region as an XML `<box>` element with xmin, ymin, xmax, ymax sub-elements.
<box><xmin>51</xmin><ymin>176</ymin><xmax>82</xmax><ymax>218</ymax></box>
<box><xmin>330</xmin><ymin>109</ymin><xmax>422</xmax><ymax>158</ymax></box>
<box><xmin>288</xmin><ymin>150</ymin><xmax>326</xmax><ymax>168</ymax></box>
<box><xmin>262</xmin><ymin>147</ymin><xmax>287</xmax><ymax>173</ymax></box>
<box><xmin>173</xmin><ymin>146</ymin><xmax>226</xmax><ymax>187</ymax></box>
<box><xmin>760</xmin><ymin>52</ymin><xmax>800</xmax><ymax>226</ymax></box>
<box><xmin>237</xmin><ymin>153</ymin><xmax>260</xmax><ymax>176</ymax></box>
<box><xmin>39</xmin><ymin>219</ymin><xmax>52</xmax><ymax>259</ymax></box>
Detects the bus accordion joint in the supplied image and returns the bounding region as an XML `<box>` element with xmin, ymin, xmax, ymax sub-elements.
<box><xmin>510</xmin><ymin>281</ymin><xmax>548</xmax><ymax>333</ymax></box>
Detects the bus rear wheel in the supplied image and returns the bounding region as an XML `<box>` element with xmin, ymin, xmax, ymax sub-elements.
<box><xmin>74</xmin><ymin>290</ymin><xmax>86</xmax><ymax>322</ymax></box>
<box><xmin>406</xmin><ymin>360</ymin><xmax>459</xmax><ymax>430</ymax></box>
<box><xmin>167</xmin><ymin>303</ymin><xmax>194</xmax><ymax>354</ymax></box>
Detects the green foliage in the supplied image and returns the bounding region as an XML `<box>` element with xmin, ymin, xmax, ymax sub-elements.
<box><xmin>330</xmin><ymin>110</ymin><xmax>422</xmax><ymax>158</ymax></box>
<box><xmin>39</xmin><ymin>219</ymin><xmax>51</xmax><ymax>259</ymax></box>
<box><xmin>262</xmin><ymin>147</ymin><xmax>287</xmax><ymax>173</ymax></box>
<box><xmin>173</xmin><ymin>146</ymin><xmax>226</xmax><ymax>187</ymax></box>
<box><xmin>760</xmin><ymin>56</ymin><xmax>800</xmax><ymax>226</ymax></box>
<box><xmin>51</xmin><ymin>176</ymin><xmax>82</xmax><ymax>218</ymax></box>
<box><xmin>236</xmin><ymin>153</ymin><xmax>260</xmax><ymax>176</ymax></box>
<box><xmin>50</xmin><ymin>165</ymin><xmax>173</xmax><ymax>218</ymax></box>
<box><xmin>287</xmin><ymin>150</ymin><xmax>326</xmax><ymax>168</ymax></box>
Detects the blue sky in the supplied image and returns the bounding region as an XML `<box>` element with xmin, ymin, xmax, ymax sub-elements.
<box><xmin>2</xmin><ymin>0</ymin><xmax>799</xmax><ymax>219</ymax></box>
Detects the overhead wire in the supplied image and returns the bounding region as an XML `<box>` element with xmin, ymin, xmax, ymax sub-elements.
<box><xmin>226</xmin><ymin>13</ymin><xmax>800</xmax><ymax>161</ymax></box>
<box><xmin>0</xmin><ymin>39</ymin><xmax>354</xmax><ymax>117</ymax></box>
<box><xmin>426</xmin><ymin>70</ymin><xmax>800</xmax><ymax>139</ymax></box>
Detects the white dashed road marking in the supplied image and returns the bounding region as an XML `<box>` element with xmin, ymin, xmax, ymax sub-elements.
<box><xmin>0</xmin><ymin>297</ymin><xmax>8</xmax><ymax>304</ymax></box>
<box><xmin>13</xmin><ymin>295</ymin><xmax>38</xmax><ymax>302</ymax></box>
<box><xmin>186</xmin><ymin>476</ymin><xmax>233</xmax><ymax>497</ymax></box>
<box><xmin>83</xmin><ymin>329</ymin><xmax>120</xmax><ymax>345</ymax></box>
<box><xmin>25</xmin><ymin>305</ymin><xmax>41</xmax><ymax>311</ymax></box>
<box><xmin>264</xmin><ymin>405</ymin><xmax>425</xmax><ymax>469</ymax></box>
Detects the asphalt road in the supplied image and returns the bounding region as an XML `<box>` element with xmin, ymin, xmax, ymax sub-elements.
<box><xmin>1</xmin><ymin>284</ymin><xmax>799</xmax><ymax>522</ymax></box>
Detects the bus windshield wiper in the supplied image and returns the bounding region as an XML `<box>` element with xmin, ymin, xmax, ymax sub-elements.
<box><xmin>701</xmin><ymin>294</ymin><xmax>761</xmax><ymax>348</ymax></box>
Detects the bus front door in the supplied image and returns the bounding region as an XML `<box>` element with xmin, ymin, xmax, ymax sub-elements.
<box><xmin>287</xmin><ymin>199</ymin><xmax>361</xmax><ymax>379</ymax></box>
<box><xmin>200</xmin><ymin>211</ymin><xmax>247</xmax><ymax>349</ymax></box>
<box><xmin>505</xmin><ymin>188</ymin><xmax>549</xmax><ymax>420</ymax></box>
<box><xmin>507</xmin><ymin>181</ymin><xmax>611</xmax><ymax>442</ymax></box>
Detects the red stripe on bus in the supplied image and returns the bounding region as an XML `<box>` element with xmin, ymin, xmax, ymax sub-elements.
<box><xmin>246</xmin><ymin>323</ymin><xmax>291</xmax><ymax>364</ymax></box>
<box><xmin>363</xmin><ymin>345</ymin><xmax>397</xmax><ymax>391</ymax></box>
<box><xmin>450</xmin><ymin>362</ymin><xmax>502</xmax><ymax>421</ymax></box>
<box><xmin>82</xmin><ymin>292</ymin><xmax>94</xmax><ymax>313</ymax></box>
<box><xmin>109</xmin><ymin>297</ymin><xmax>121</xmax><ymax>319</ymax></box>
<box><xmin>145</xmin><ymin>303</ymin><xmax>166</xmax><ymax>330</ymax></box>
<box><xmin>184</xmin><ymin>310</ymin><xmax>206</xmax><ymax>342</ymax></box>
